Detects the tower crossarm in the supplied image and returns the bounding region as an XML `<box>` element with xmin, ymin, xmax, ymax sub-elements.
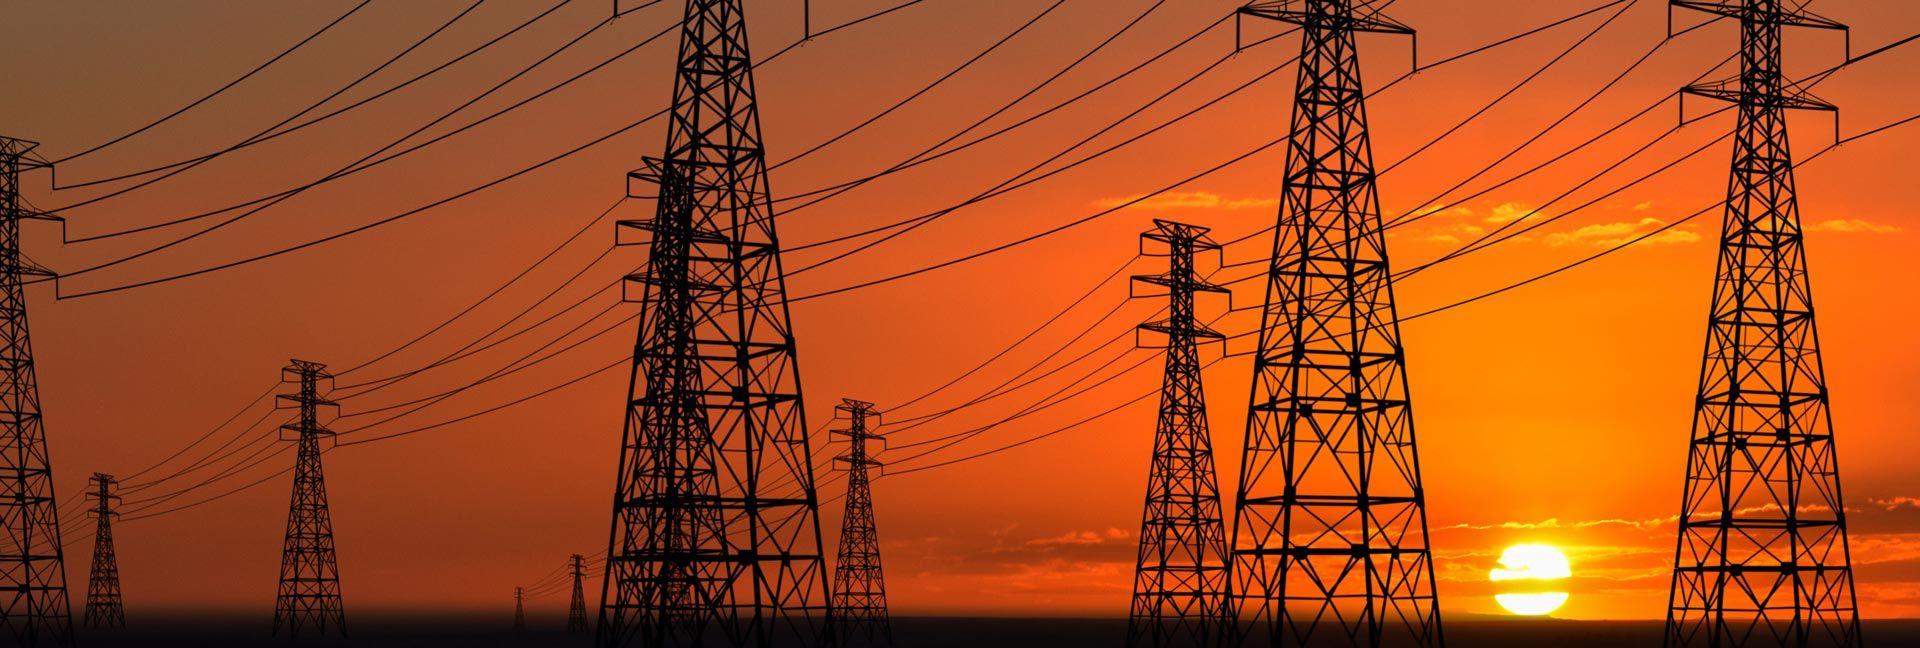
<box><xmin>1671</xmin><ymin>0</ymin><xmax>1847</xmax><ymax>31</ymax></box>
<box><xmin>1239</xmin><ymin>0</ymin><xmax>1413</xmax><ymax>35</ymax></box>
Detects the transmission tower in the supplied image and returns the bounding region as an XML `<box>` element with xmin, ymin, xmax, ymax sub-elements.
<box><xmin>569</xmin><ymin>553</ymin><xmax>590</xmax><ymax>633</ymax></box>
<box><xmin>0</xmin><ymin>135</ymin><xmax>74</xmax><ymax>647</ymax></box>
<box><xmin>830</xmin><ymin>399</ymin><xmax>892</xmax><ymax>648</ymax></box>
<box><xmin>1228</xmin><ymin>2</ymin><xmax>1442</xmax><ymax>646</ymax></box>
<box><xmin>515</xmin><ymin>587</ymin><xmax>527</xmax><ymax>634</ymax></box>
<box><xmin>81</xmin><ymin>473</ymin><xmax>125</xmax><ymax>629</ymax></box>
<box><xmin>1664</xmin><ymin>2</ymin><xmax>1861</xmax><ymax>646</ymax></box>
<box><xmin>272</xmin><ymin>360</ymin><xmax>346</xmax><ymax>638</ymax></box>
<box><xmin>1127</xmin><ymin>220</ymin><xmax>1231</xmax><ymax>648</ymax></box>
<box><xmin>596</xmin><ymin>0</ymin><xmax>832</xmax><ymax>646</ymax></box>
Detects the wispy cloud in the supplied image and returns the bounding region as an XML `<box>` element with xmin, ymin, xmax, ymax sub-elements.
<box><xmin>1542</xmin><ymin>217</ymin><xmax>1701</xmax><ymax>247</ymax></box>
<box><xmin>1485</xmin><ymin>202</ymin><xmax>1544</xmax><ymax>225</ymax></box>
<box><xmin>1809</xmin><ymin>218</ymin><xmax>1902</xmax><ymax>234</ymax></box>
<box><xmin>1091</xmin><ymin>191</ymin><xmax>1276</xmax><ymax>212</ymax></box>
<box><xmin>1094</xmin><ymin>191</ymin><xmax>1224</xmax><ymax>210</ymax></box>
<box><xmin>1871</xmin><ymin>496</ymin><xmax>1920</xmax><ymax>510</ymax></box>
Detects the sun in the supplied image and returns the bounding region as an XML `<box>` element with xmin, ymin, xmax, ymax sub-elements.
<box><xmin>1489</xmin><ymin>544</ymin><xmax>1572</xmax><ymax>616</ymax></box>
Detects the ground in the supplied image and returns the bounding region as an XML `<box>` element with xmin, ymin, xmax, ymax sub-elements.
<box><xmin>72</xmin><ymin>616</ymin><xmax>1920</xmax><ymax>646</ymax></box>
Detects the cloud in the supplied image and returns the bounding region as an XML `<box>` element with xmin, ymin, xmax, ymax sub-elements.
<box><xmin>1543</xmin><ymin>217</ymin><xmax>1701</xmax><ymax>248</ymax></box>
<box><xmin>1094</xmin><ymin>191</ymin><xmax>1223</xmax><ymax>210</ymax></box>
<box><xmin>1090</xmin><ymin>191</ymin><xmax>1279</xmax><ymax>212</ymax></box>
<box><xmin>1225</xmin><ymin>197</ymin><xmax>1279</xmax><ymax>210</ymax></box>
<box><xmin>1809</xmin><ymin>218</ymin><xmax>1902</xmax><ymax>234</ymax></box>
<box><xmin>1485</xmin><ymin>202</ymin><xmax>1544</xmax><ymax>225</ymax></box>
<box><xmin>1872</xmin><ymin>496</ymin><xmax>1920</xmax><ymax>510</ymax></box>
<box><xmin>1022</xmin><ymin>528</ymin><xmax>1129</xmax><ymax>547</ymax></box>
<box><xmin>1434</xmin><ymin>515</ymin><xmax>1678</xmax><ymax>533</ymax></box>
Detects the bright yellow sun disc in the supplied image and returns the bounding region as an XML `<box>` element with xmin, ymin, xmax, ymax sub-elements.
<box><xmin>1489</xmin><ymin>544</ymin><xmax>1571</xmax><ymax>616</ymax></box>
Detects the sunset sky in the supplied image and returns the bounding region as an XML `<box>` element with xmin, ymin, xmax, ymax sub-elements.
<box><xmin>3</xmin><ymin>0</ymin><xmax>1919</xmax><ymax>623</ymax></box>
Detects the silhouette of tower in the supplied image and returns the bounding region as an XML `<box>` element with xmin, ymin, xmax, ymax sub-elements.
<box><xmin>1229</xmin><ymin>2</ymin><xmax>1441</xmax><ymax>646</ymax></box>
<box><xmin>272</xmin><ymin>360</ymin><xmax>346</xmax><ymax>638</ymax></box>
<box><xmin>568</xmin><ymin>553</ymin><xmax>590</xmax><ymax>633</ymax></box>
<box><xmin>1127</xmin><ymin>220</ymin><xmax>1231</xmax><ymax>648</ymax></box>
<box><xmin>830</xmin><ymin>399</ymin><xmax>892</xmax><ymax>648</ymax></box>
<box><xmin>81</xmin><ymin>473</ymin><xmax>125</xmax><ymax>629</ymax></box>
<box><xmin>0</xmin><ymin>135</ymin><xmax>74</xmax><ymax>647</ymax></box>
<box><xmin>1664</xmin><ymin>2</ymin><xmax>1860</xmax><ymax>646</ymax></box>
<box><xmin>515</xmin><ymin>587</ymin><xmax>526</xmax><ymax>634</ymax></box>
<box><xmin>596</xmin><ymin>0</ymin><xmax>831</xmax><ymax>646</ymax></box>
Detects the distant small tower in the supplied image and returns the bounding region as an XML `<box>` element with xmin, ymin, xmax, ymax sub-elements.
<box><xmin>830</xmin><ymin>399</ymin><xmax>893</xmax><ymax>647</ymax></box>
<box><xmin>567</xmin><ymin>554</ymin><xmax>589</xmax><ymax>633</ymax></box>
<box><xmin>515</xmin><ymin>587</ymin><xmax>526</xmax><ymax>634</ymax></box>
<box><xmin>82</xmin><ymin>473</ymin><xmax>126</xmax><ymax>629</ymax></box>
<box><xmin>272</xmin><ymin>360</ymin><xmax>346</xmax><ymax>638</ymax></box>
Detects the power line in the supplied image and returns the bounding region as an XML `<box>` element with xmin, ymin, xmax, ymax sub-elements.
<box><xmin>781</xmin><ymin>23</ymin><xmax>1304</xmax><ymax>260</ymax></box>
<box><xmin>882</xmin><ymin>253</ymin><xmax>1139</xmax><ymax>415</ymax></box>
<box><xmin>769</xmin><ymin>0</ymin><xmax>1198</xmax><ymax>213</ymax></box>
<box><xmin>48</xmin><ymin>2</ymin><xmax>375</xmax><ymax>167</ymax></box>
<box><xmin>338</xmin><ymin>300</ymin><xmax>631</xmax><ymax>421</ymax></box>
<box><xmin>779</xmin><ymin>0</ymin><xmax>1637</xmax><ymax>303</ymax></box>
<box><xmin>332</xmin><ymin>248</ymin><xmax>620</xmax><ymax>396</ymax></box>
<box><xmin>768</xmin><ymin>0</ymin><xmax>1072</xmax><ymax>171</ymax></box>
<box><xmin>333</xmin><ymin>197</ymin><xmax>625</xmax><ymax>377</ymax></box>
<box><xmin>75</xmin><ymin>9</ymin><xmax>1920</xmax><ymax>524</ymax></box>
<box><xmin>118</xmin><ymin>380</ymin><xmax>279</xmax><ymax>483</ymax></box>
<box><xmin>46</xmin><ymin>0</ymin><xmax>934</xmax><ymax>299</ymax></box>
<box><xmin>871</xmin><ymin>100</ymin><xmax>1920</xmax><ymax>481</ymax></box>
<box><xmin>57</xmin><ymin>7</ymin><xmax>671</xmax><ymax>244</ymax></box>
<box><xmin>53</xmin><ymin>12</ymin><xmax>664</xmax><ymax>281</ymax></box>
<box><xmin>53</xmin><ymin>0</ymin><xmax>498</xmax><ymax>197</ymax></box>
<box><xmin>885</xmin><ymin>299</ymin><xmax>1150</xmax><ymax>439</ymax></box>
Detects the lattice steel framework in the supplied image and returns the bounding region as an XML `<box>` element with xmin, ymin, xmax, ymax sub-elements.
<box><xmin>516</xmin><ymin>587</ymin><xmax>527</xmax><ymax>634</ymax></box>
<box><xmin>81</xmin><ymin>473</ymin><xmax>124</xmax><ymax>629</ymax></box>
<box><xmin>0</xmin><ymin>136</ymin><xmax>73</xmax><ymax>648</ymax></box>
<box><xmin>1664</xmin><ymin>2</ymin><xmax>1860</xmax><ymax>647</ymax></box>
<box><xmin>1128</xmin><ymin>220</ymin><xmax>1231</xmax><ymax>648</ymax></box>
<box><xmin>597</xmin><ymin>0</ymin><xmax>831</xmax><ymax>646</ymax></box>
<box><xmin>1228</xmin><ymin>2</ymin><xmax>1441</xmax><ymax>646</ymax></box>
<box><xmin>830</xmin><ymin>399</ymin><xmax>891</xmax><ymax>648</ymax></box>
<box><xmin>273</xmin><ymin>360</ymin><xmax>346</xmax><ymax>638</ymax></box>
<box><xmin>570</xmin><ymin>553</ymin><xmax>591</xmax><ymax>633</ymax></box>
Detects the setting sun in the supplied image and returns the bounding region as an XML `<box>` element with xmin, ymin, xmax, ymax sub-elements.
<box><xmin>1490</xmin><ymin>544</ymin><xmax>1573</xmax><ymax>616</ymax></box>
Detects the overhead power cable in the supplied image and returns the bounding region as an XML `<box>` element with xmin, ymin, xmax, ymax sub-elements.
<box><xmin>779</xmin><ymin>0</ymin><xmax>1633</xmax><ymax>303</ymax></box>
<box><xmin>768</xmin><ymin>0</ymin><xmax>1073</xmax><ymax>171</ymax></box>
<box><xmin>59</xmin><ymin>3</ymin><xmax>671</xmax><ymax>243</ymax></box>
<box><xmin>49</xmin><ymin>1</ymin><xmax>374</xmax><ymax>167</ymax></box>
<box><xmin>54</xmin><ymin>0</ymin><xmax>503</xmax><ymax>199</ymax></box>
<box><xmin>53</xmin><ymin>9</ymin><xmax>669</xmax><ymax>279</ymax></box>
<box><xmin>769</xmin><ymin>0</ymin><xmax>1194</xmax><ymax>212</ymax></box>
<box><xmin>334</xmin><ymin>197</ymin><xmax>626</xmax><ymax>377</ymax></box>
<box><xmin>47</xmin><ymin>0</ymin><xmax>933</xmax><ymax>299</ymax></box>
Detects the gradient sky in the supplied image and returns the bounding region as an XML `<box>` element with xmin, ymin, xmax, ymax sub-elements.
<box><xmin>2</xmin><ymin>0</ymin><xmax>1918</xmax><ymax>623</ymax></box>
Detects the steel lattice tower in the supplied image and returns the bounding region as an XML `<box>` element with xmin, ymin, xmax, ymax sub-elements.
<box><xmin>830</xmin><ymin>399</ymin><xmax>891</xmax><ymax>648</ymax></box>
<box><xmin>81</xmin><ymin>473</ymin><xmax>124</xmax><ymax>629</ymax></box>
<box><xmin>1664</xmin><ymin>2</ymin><xmax>1860</xmax><ymax>646</ymax></box>
<box><xmin>0</xmin><ymin>136</ymin><xmax>73</xmax><ymax>648</ymax></box>
<box><xmin>1228</xmin><ymin>2</ymin><xmax>1441</xmax><ymax>646</ymax></box>
<box><xmin>272</xmin><ymin>360</ymin><xmax>346</xmax><ymax>638</ymax></box>
<box><xmin>569</xmin><ymin>553</ymin><xmax>591</xmax><ymax>633</ymax></box>
<box><xmin>1127</xmin><ymin>220</ymin><xmax>1231</xmax><ymax>648</ymax></box>
<box><xmin>516</xmin><ymin>587</ymin><xmax>527</xmax><ymax>634</ymax></box>
<box><xmin>597</xmin><ymin>0</ymin><xmax>831</xmax><ymax>646</ymax></box>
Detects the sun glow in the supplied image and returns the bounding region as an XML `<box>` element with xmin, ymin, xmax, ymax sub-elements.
<box><xmin>1490</xmin><ymin>544</ymin><xmax>1572</xmax><ymax>616</ymax></box>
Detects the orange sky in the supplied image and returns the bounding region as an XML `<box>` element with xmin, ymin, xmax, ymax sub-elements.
<box><xmin>3</xmin><ymin>0</ymin><xmax>1919</xmax><ymax>622</ymax></box>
